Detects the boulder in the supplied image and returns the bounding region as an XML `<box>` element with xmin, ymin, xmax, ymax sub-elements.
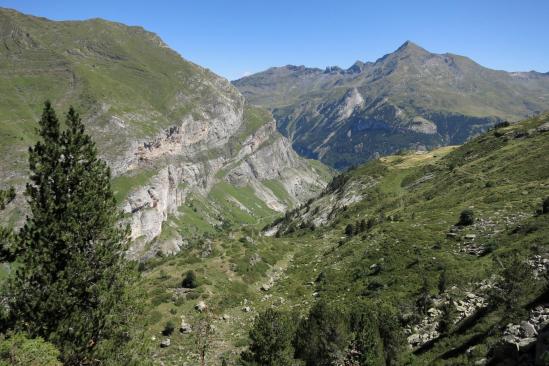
<box><xmin>195</xmin><ymin>301</ymin><xmax>207</xmax><ymax>312</ymax></box>
<box><xmin>537</xmin><ymin>122</ymin><xmax>549</xmax><ymax>132</ymax></box>
<box><xmin>407</xmin><ymin>334</ymin><xmax>421</xmax><ymax>345</ymax></box>
<box><xmin>518</xmin><ymin>337</ymin><xmax>537</xmax><ymax>349</ymax></box>
<box><xmin>180</xmin><ymin>318</ymin><xmax>192</xmax><ymax>334</ymax></box>
<box><xmin>160</xmin><ymin>338</ymin><xmax>170</xmax><ymax>348</ymax></box>
<box><xmin>521</xmin><ymin>321</ymin><xmax>537</xmax><ymax>338</ymax></box>
<box><xmin>242</xmin><ymin>306</ymin><xmax>252</xmax><ymax>313</ymax></box>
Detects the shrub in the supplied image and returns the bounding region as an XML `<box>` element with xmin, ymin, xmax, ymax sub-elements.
<box><xmin>344</xmin><ymin>224</ymin><xmax>354</xmax><ymax>237</ymax></box>
<box><xmin>491</xmin><ymin>251</ymin><xmax>533</xmax><ymax>321</ymax></box>
<box><xmin>162</xmin><ymin>321</ymin><xmax>175</xmax><ymax>336</ymax></box>
<box><xmin>294</xmin><ymin>301</ymin><xmax>351</xmax><ymax>366</ymax></box>
<box><xmin>182</xmin><ymin>270</ymin><xmax>198</xmax><ymax>288</ymax></box>
<box><xmin>0</xmin><ymin>333</ymin><xmax>61</xmax><ymax>366</ymax></box>
<box><xmin>240</xmin><ymin>309</ymin><xmax>295</xmax><ymax>366</ymax></box>
<box><xmin>437</xmin><ymin>302</ymin><xmax>457</xmax><ymax>335</ymax></box>
<box><xmin>494</xmin><ymin>121</ymin><xmax>510</xmax><ymax>129</ymax></box>
<box><xmin>438</xmin><ymin>270</ymin><xmax>447</xmax><ymax>294</ymax></box>
<box><xmin>457</xmin><ymin>209</ymin><xmax>475</xmax><ymax>226</ymax></box>
<box><xmin>543</xmin><ymin>197</ymin><xmax>549</xmax><ymax>214</ymax></box>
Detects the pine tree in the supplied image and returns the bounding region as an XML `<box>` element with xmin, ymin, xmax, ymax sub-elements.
<box><xmin>345</xmin><ymin>224</ymin><xmax>354</xmax><ymax>237</ymax></box>
<box><xmin>294</xmin><ymin>301</ymin><xmax>351</xmax><ymax>366</ymax></box>
<box><xmin>241</xmin><ymin>308</ymin><xmax>295</xmax><ymax>366</ymax></box>
<box><xmin>354</xmin><ymin>313</ymin><xmax>384</xmax><ymax>366</ymax></box>
<box><xmin>6</xmin><ymin>102</ymin><xmax>143</xmax><ymax>365</ymax></box>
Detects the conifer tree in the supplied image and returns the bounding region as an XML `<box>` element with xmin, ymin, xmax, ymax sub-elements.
<box><xmin>6</xmin><ymin>102</ymin><xmax>143</xmax><ymax>365</ymax></box>
<box><xmin>294</xmin><ymin>301</ymin><xmax>351</xmax><ymax>366</ymax></box>
<box><xmin>241</xmin><ymin>308</ymin><xmax>295</xmax><ymax>366</ymax></box>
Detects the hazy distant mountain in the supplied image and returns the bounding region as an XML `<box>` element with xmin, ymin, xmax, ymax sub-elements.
<box><xmin>234</xmin><ymin>41</ymin><xmax>549</xmax><ymax>169</ymax></box>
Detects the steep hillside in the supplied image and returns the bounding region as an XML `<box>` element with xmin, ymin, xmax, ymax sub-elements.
<box><xmin>139</xmin><ymin>114</ymin><xmax>549</xmax><ymax>364</ymax></box>
<box><xmin>234</xmin><ymin>41</ymin><xmax>549</xmax><ymax>169</ymax></box>
<box><xmin>0</xmin><ymin>8</ymin><xmax>331</xmax><ymax>256</ymax></box>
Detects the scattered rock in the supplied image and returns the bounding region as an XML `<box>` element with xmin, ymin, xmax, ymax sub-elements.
<box><xmin>521</xmin><ymin>321</ymin><xmax>537</xmax><ymax>338</ymax></box>
<box><xmin>242</xmin><ymin>306</ymin><xmax>251</xmax><ymax>313</ymax></box>
<box><xmin>195</xmin><ymin>301</ymin><xmax>207</xmax><ymax>312</ymax></box>
<box><xmin>160</xmin><ymin>338</ymin><xmax>171</xmax><ymax>348</ymax></box>
<box><xmin>537</xmin><ymin>121</ymin><xmax>549</xmax><ymax>132</ymax></box>
<box><xmin>201</xmin><ymin>239</ymin><xmax>213</xmax><ymax>258</ymax></box>
<box><xmin>180</xmin><ymin>317</ymin><xmax>192</xmax><ymax>334</ymax></box>
<box><xmin>249</xmin><ymin>253</ymin><xmax>262</xmax><ymax>266</ymax></box>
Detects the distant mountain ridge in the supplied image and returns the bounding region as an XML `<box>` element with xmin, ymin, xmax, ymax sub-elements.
<box><xmin>233</xmin><ymin>41</ymin><xmax>549</xmax><ymax>169</ymax></box>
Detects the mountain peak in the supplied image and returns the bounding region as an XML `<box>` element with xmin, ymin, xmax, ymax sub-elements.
<box><xmin>394</xmin><ymin>40</ymin><xmax>430</xmax><ymax>55</ymax></box>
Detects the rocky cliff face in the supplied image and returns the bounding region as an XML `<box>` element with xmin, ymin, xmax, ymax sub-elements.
<box><xmin>0</xmin><ymin>8</ymin><xmax>331</xmax><ymax>257</ymax></box>
<box><xmin>122</xmin><ymin>110</ymin><xmax>328</xmax><ymax>258</ymax></box>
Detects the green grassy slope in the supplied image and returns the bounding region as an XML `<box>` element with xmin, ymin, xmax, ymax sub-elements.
<box><xmin>0</xmin><ymin>7</ymin><xmax>234</xmax><ymax>181</ymax></box>
<box><xmin>139</xmin><ymin>114</ymin><xmax>549</xmax><ymax>365</ymax></box>
<box><xmin>0</xmin><ymin>9</ymin><xmax>332</xmax><ymax>249</ymax></box>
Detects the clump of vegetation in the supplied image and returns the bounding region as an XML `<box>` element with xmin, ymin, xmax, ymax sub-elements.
<box><xmin>491</xmin><ymin>251</ymin><xmax>534</xmax><ymax>321</ymax></box>
<box><xmin>437</xmin><ymin>302</ymin><xmax>457</xmax><ymax>335</ymax></box>
<box><xmin>294</xmin><ymin>301</ymin><xmax>351</xmax><ymax>366</ymax></box>
<box><xmin>2</xmin><ymin>102</ymin><xmax>145</xmax><ymax>364</ymax></box>
<box><xmin>324</xmin><ymin>173</ymin><xmax>349</xmax><ymax>195</ymax></box>
<box><xmin>543</xmin><ymin>197</ymin><xmax>549</xmax><ymax>214</ymax></box>
<box><xmin>344</xmin><ymin>224</ymin><xmax>354</xmax><ymax>237</ymax></box>
<box><xmin>457</xmin><ymin>209</ymin><xmax>475</xmax><ymax>226</ymax></box>
<box><xmin>494</xmin><ymin>121</ymin><xmax>510</xmax><ymax>129</ymax></box>
<box><xmin>182</xmin><ymin>270</ymin><xmax>198</xmax><ymax>288</ymax></box>
<box><xmin>240</xmin><ymin>308</ymin><xmax>295</xmax><ymax>366</ymax></box>
<box><xmin>162</xmin><ymin>321</ymin><xmax>175</xmax><ymax>336</ymax></box>
<box><xmin>438</xmin><ymin>270</ymin><xmax>447</xmax><ymax>294</ymax></box>
<box><xmin>0</xmin><ymin>187</ymin><xmax>15</xmax><ymax>209</ymax></box>
<box><xmin>0</xmin><ymin>333</ymin><xmax>61</xmax><ymax>366</ymax></box>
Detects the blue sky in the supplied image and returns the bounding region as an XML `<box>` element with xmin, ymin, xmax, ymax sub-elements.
<box><xmin>2</xmin><ymin>0</ymin><xmax>548</xmax><ymax>80</ymax></box>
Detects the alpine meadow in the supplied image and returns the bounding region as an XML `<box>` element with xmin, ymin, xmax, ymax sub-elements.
<box><xmin>0</xmin><ymin>2</ymin><xmax>548</xmax><ymax>366</ymax></box>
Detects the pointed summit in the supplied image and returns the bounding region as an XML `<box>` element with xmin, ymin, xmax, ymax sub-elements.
<box><xmin>394</xmin><ymin>40</ymin><xmax>430</xmax><ymax>55</ymax></box>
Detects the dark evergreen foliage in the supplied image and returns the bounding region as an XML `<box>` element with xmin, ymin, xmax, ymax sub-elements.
<box><xmin>437</xmin><ymin>302</ymin><xmax>457</xmax><ymax>335</ymax></box>
<box><xmin>240</xmin><ymin>308</ymin><xmax>295</xmax><ymax>366</ymax></box>
<box><xmin>162</xmin><ymin>321</ymin><xmax>175</xmax><ymax>336</ymax></box>
<box><xmin>491</xmin><ymin>251</ymin><xmax>533</xmax><ymax>321</ymax></box>
<box><xmin>294</xmin><ymin>301</ymin><xmax>351</xmax><ymax>366</ymax></box>
<box><xmin>0</xmin><ymin>186</ymin><xmax>15</xmax><ymax>209</ymax></box>
<box><xmin>4</xmin><ymin>102</ymin><xmax>144</xmax><ymax>365</ymax></box>
<box><xmin>438</xmin><ymin>270</ymin><xmax>447</xmax><ymax>294</ymax></box>
<box><xmin>182</xmin><ymin>270</ymin><xmax>198</xmax><ymax>289</ymax></box>
<box><xmin>543</xmin><ymin>197</ymin><xmax>549</xmax><ymax>214</ymax></box>
<box><xmin>345</xmin><ymin>224</ymin><xmax>354</xmax><ymax>237</ymax></box>
<box><xmin>457</xmin><ymin>209</ymin><xmax>475</xmax><ymax>226</ymax></box>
